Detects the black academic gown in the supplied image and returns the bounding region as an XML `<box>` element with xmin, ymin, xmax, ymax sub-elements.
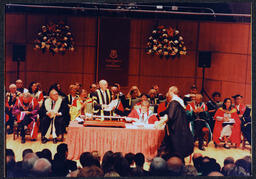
<box><xmin>159</xmin><ymin>100</ymin><xmax>194</xmax><ymax>159</ymax></box>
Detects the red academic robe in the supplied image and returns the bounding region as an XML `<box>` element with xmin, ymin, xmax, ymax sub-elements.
<box><xmin>213</xmin><ymin>107</ymin><xmax>241</xmax><ymax>146</ymax></box>
<box><xmin>235</xmin><ymin>104</ymin><xmax>246</xmax><ymax>116</ymax></box>
<box><xmin>128</xmin><ymin>108</ymin><xmax>158</xmax><ymax>124</ymax></box>
<box><xmin>12</xmin><ymin>96</ymin><xmax>40</xmax><ymax>139</ymax></box>
<box><xmin>157</xmin><ymin>101</ymin><xmax>169</xmax><ymax>115</ymax></box>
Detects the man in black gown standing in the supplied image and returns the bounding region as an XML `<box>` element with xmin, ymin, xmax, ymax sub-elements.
<box><xmin>158</xmin><ymin>86</ymin><xmax>194</xmax><ymax>160</ymax></box>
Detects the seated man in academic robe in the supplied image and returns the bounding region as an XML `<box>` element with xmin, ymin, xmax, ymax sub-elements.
<box><xmin>128</xmin><ymin>101</ymin><xmax>158</xmax><ymax>124</ymax></box>
<box><xmin>5</xmin><ymin>84</ymin><xmax>21</xmax><ymax>134</ymax></box>
<box><xmin>125</xmin><ymin>86</ymin><xmax>141</xmax><ymax>115</ymax></box>
<box><xmin>92</xmin><ymin>79</ymin><xmax>112</xmax><ymax>117</ymax></box>
<box><xmin>232</xmin><ymin>94</ymin><xmax>251</xmax><ymax>145</ymax></box>
<box><xmin>40</xmin><ymin>89</ymin><xmax>68</xmax><ymax>144</ymax></box>
<box><xmin>186</xmin><ymin>94</ymin><xmax>212</xmax><ymax>151</ymax></box>
<box><xmin>12</xmin><ymin>93</ymin><xmax>39</xmax><ymax>143</ymax></box>
<box><xmin>70</xmin><ymin>89</ymin><xmax>93</xmax><ymax>121</ymax></box>
<box><xmin>206</xmin><ymin>92</ymin><xmax>223</xmax><ymax>131</ymax></box>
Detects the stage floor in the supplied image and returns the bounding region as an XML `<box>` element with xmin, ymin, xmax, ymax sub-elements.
<box><xmin>6</xmin><ymin>132</ymin><xmax>251</xmax><ymax>170</ymax></box>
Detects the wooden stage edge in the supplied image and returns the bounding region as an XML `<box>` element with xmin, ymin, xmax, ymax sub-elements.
<box><xmin>6</xmin><ymin>132</ymin><xmax>251</xmax><ymax>170</ymax></box>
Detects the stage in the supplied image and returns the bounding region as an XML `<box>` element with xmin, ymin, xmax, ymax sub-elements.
<box><xmin>6</xmin><ymin>129</ymin><xmax>251</xmax><ymax>170</ymax></box>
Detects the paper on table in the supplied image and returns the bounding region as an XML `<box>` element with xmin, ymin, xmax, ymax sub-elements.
<box><xmin>223</xmin><ymin>118</ymin><xmax>235</xmax><ymax>124</ymax></box>
<box><xmin>103</xmin><ymin>99</ymin><xmax>118</xmax><ymax>111</ymax></box>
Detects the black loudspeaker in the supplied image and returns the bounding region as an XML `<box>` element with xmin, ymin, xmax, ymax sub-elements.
<box><xmin>13</xmin><ymin>45</ymin><xmax>26</xmax><ymax>62</ymax></box>
<box><xmin>198</xmin><ymin>51</ymin><xmax>211</xmax><ymax>68</ymax></box>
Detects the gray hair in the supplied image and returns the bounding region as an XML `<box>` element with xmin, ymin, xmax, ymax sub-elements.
<box><xmin>9</xmin><ymin>84</ymin><xmax>16</xmax><ymax>89</ymax></box>
<box><xmin>32</xmin><ymin>158</ymin><xmax>52</xmax><ymax>174</ymax></box>
<box><xmin>22</xmin><ymin>153</ymin><xmax>39</xmax><ymax>170</ymax></box>
<box><xmin>22</xmin><ymin>92</ymin><xmax>31</xmax><ymax>98</ymax></box>
<box><xmin>168</xmin><ymin>86</ymin><xmax>179</xmax><ymax>95</ymax></box>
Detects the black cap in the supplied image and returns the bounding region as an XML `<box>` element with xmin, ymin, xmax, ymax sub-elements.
<box><xmin>232</xmin><ymin>94</ymin><xmax>243</xmax><ymax>99</ymax></box>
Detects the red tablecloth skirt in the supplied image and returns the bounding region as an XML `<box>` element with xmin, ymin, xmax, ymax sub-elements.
<box><xmin>67</xmin><ymin>121</ymin><xmax>165</xmax><ymax>160</ymax></box>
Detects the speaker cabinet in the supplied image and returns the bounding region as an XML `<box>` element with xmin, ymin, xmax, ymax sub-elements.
<box><xmin>13</xmin><ymin>45</ymin><xmax>26</xmax><ymax>62</ymax></box>
<box><xmin>198</xmin><ymin>51</ymin><xmax>211</xmax><ymax>68</ymax></box>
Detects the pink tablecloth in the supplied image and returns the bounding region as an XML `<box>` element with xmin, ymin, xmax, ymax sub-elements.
<box><xmin>67</xmin><ymin>121</ymin><xmax>165</xmax><ymax>160</ymax></box>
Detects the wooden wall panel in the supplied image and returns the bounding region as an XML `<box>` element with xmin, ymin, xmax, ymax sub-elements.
<box><xmin>245</xmin><ymin>84</ymin><xmax>251</xmax><ymax>105</ymax></box>
<box><xmin>26</xmin><ymin>14</ymin><xmax>46</xmax><ymax>44</ymax></box>
<box><xmin>177</xmin><ymin>21</ymin><xmax>198</xmax><ymax>51</ymax></box>
<box><xmin>26</xmin><ymin>44</ymin><xmax>83</xmax><ymax>73</ymax></box>
<box><xmin>128</xmin><ymin>49</ymin><xmax>140</xmax><ymax>75</ymax></box>
<box><xmin>130</xmin><ymin>19</ymin><xmax>142</xmax><ymax>48</ymax></box>
<box><xmin>141</xmin><ymin>19</ymin><xmax>157</xmax><ymax>49</ymax></box>
<box><xmin>246</xmin><ymin>55</ymin><xmax>251</xmax><ymax>84</ymax></box>
<box><xmin>199</xmin><ymin>22</ymin><xmax>250</xmax><ymax>54</ymax></box>
<box><xmin>140</xmin><ymin>50</ymin><xmax>196</xmax><ymax>78</ymax></box>
<box><xmin>82</xmin><ymin>74</ymin><xmax>95</xmax><ymax>89</ymax></box>
<box><xmin>83</xmin><ymin>47</ymin><xmax>96</xmax><ymax>74</ymax></box>
<box><xmin>5</xmin><ymin>14</ymin><xmax>26</xmax><ymax>43</ymax></box>
<box><xmin>248</xmin><ymin>24</ymin><xmax>251</xmax><ymax>54</ymax></box>
<box><xmin>5</xmin><ymin>72</ymin><xmax>26</xmax><ymax>87</ymax></box>
<box><xmin>204</xmin><ymin>80</ymin><xmax>222</xmax><ymax>97</ymax></box>
<box><xmin>221</xmin><ymin>81</ymin><xmax>246</xmax><ymax>100</ymax></box>
<box><xmin>84</xmin><ymin>17</ymin><xmax>97</xmax><ymax>46</ymax></box>
<box><xmin>67</xmin><ymin>16</ymin><xmax>86</xmax><ymax>46</ymax></box>
<box><xmin>204</xmin><ymin>53</ymin><xmax>247</xmax><ymax>83</ymax></box>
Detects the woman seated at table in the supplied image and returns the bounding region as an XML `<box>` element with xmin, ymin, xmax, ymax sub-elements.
<box><xmin>127</xmin><ymin>101</ymin><xmax>158</xmax><ymax>124</ymax></box>
<box><xmin>69</xmin><ymin>89</ymin><xmax>93</xmax><ymax>121</ymax></box>
<box><xmin>213</xmin><ymin>98</ymin><xmax>241</xmax><ymax>149</ymax></box>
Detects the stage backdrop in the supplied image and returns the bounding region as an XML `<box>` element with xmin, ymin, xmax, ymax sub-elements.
<box><xmin>98</xmin><ymin>17</ymin><xmax>130</xmax><ymax>86</ymax></box>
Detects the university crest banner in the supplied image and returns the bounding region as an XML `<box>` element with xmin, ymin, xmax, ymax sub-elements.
<box><xmin>98</xmin><ymin>17</ymin><xmax>130</xmax><ymax>86</ymax></box>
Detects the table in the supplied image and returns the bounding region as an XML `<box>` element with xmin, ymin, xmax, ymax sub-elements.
<box><xmin>66</xmin><ymin>121</ymin><xmax>165</xmax><ymax>160</ymax></box>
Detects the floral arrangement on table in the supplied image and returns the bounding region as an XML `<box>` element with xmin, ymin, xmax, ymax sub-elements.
<box><xmin>33</xmin><ymin>21</ymin><xmax>75</xmax><ymax>55</ymax></box>
<box><xmin>145</xmin><ymin>25</ymin><xmax>187</xmax><ymax>58</ymax></box>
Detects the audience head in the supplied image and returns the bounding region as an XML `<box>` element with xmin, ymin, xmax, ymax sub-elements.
<box><xmin>232</xmin><ymin>94</ymin><xmax>243</xmax><ymax>105</ymax></box>
<box><xmin>134</xmin><ymin>153</ymin><xmax>145</xmax><ymax>167</ymax></box>
<box><xmin>15</xmin><ymin>79</ymin><xmax>23</xmax><ymax>89</ymax></box>
<box><xmin>28</xmin><ymin>81</ymin><xmax>38</xmax><ymax>94</ymax></box>
<box><xmin>102</xmin><ymin>151</ymin><xmax>114</xmax><ymax>174</ymax></box>
<box><xmin>182</xmin><ymin>165</ymin><xmax>198</xmax><ymax>176</ymax></box>
<box><xmin>90</xmin><ymin>83</ymin><xmax>97</xmax><ymax>93</ymax></box>
<box><xmin>141</xmin><ymin>100</ymin><xmax>150</xmax><ymax>112</ymax></box>
<box><xmin>49</xmin><ymin>89</ymin><xmax>59</xmax><ymax>101</ymax></box>
<box><xmin>22</xmin><ymin>93</ymin><xmax>32</xmax><ymax>104</ymax></box>
<box><xmin>208</xmin><ymin>171</ymin><xmax>224</xmax><ymax>176</ymax></box>
<box><xmin>223</xmin><ymin>98</ymin><xmax>232</xmax><ymax>111</ymax></box>
<box><xmin>9</xmin><ymin>84</ymin><xmax>17</xmax><ymax>93</ymax></box>
<box><xmin>224</xmin><ymin>157</ymin><xmax>235</xmax><ymax>166</ymax></box>
<box><xmin>222</xmin><ymin>163</ymin><xmax>235</xmax><ymax>176</ymax></box>
<box><xmin>104</xmin><ymin>171</ymin><xmax>120</xmax><ymax>177</ymax></box>
<box><xmin>91</xmin><ymin>150</ymin><xmax>101</xmax><ymax>163</ymax></box>
<box><xmin>22</xmin><ymin>149</ymin><xmax>33</xmax><ymax>160</ymax></box>
<box><xmin>167</xmin><ymin>156</ymin><xmax>184</xmax><ymax>176</ymax></box>
<box><xmin>99</xmin><ymin>79</ymin><xmax>108</xmax><ymax>91</ymax></box>
<box><xmin>168</xmin><ymin>86</ymin><xmax>179</xmax><ymax>96</ymax></box>
<box><xmin>69</xmin><ymin>84</ymin><xmax>76</xmax><ymax>95</ymax></box>
<box><xmin>153</xmin><ymin>84</ymin><xmax>159</xmax><ymax>93</ymax></box>
<box><xmin>6</xmin><ymin>149</ymin><xmax>15</xmax><ymax>166</ymax></box>
<box><xmin>56</xmin><ymin>143</ymin><xmax>68</xmax><ymax>157</ymax></box>
<box><xmin>79</xmin><ymin>89</ymin><xmax>88</xmax><ymax>99</ymax></box>
<box><xmin>200</xmin><ymin>157</ymin><xmax>221</xmax><ymax>176</ymax></box>
<box><xmin>22</xmin><ymin>153</ymin><xmax>39</xmax><ymax>171</ymax></box>
<box><xmin>124</xmin><ymin>153</ymin><xmax>135</xmax><ymax>166</ymax></box>
<box><xmin>80</xmin><ymin>152</ymin><xmax>100</xmax><ymax>168</ymax></box>
<box><xmin>192</xmin><ymin>153</ymin><xmax>203</xmax><ymax>173</ymax></box>
<box><xmin>148</xmin><ymin>89</ymin><xmax>156</xmax><ymax>98</ymax></box>
<box><xmin>235</xmin><ymin>158</ymin><xmax>251</xmax><ymax>174</ymax></box>
<box><xmin>190</xmin><ymin>84</ymin><xmax>197</xmax><ymax>94</ymax></box>
<box><xmin>212</xmin><ymin>92</ymin><xmax>221</xmax><ymax>102</ymax></box>
<box><xmin>149</xmin><ymin>157</ymin><xmax>168</xmax><ymax>176</ymax></box>
<box><xmin>195</xmin><ymin>94</ymin><xmax>203</xmax><ymax>104</ymax></box>
<box><xmin>112</xmin><ymin>154</ymin><xmax>131</xmax><ymax>177</ymax></box>
<box><xmin>41</xmin><ymin>149</ymin><xmax>52</xmax><ymax>162</ymax></box>
<box><xmin>77</xmin><ymin>166</ymin><xmax>104</xmax><ymax>177</ymax></box>
<box><xmin>32</xmin><ymin>158</ymin><xmax>52</xmax><ymax>176</ymax></box>
<box><xmin>36</xmin><ymin>151</ymin><xmax>43</xmax><ymax>158</ymax></box>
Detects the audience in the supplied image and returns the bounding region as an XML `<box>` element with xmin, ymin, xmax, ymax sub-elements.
<box><xmin>5</xmin><ymin>146</ymin><xmax>251</xmax><ymax>177</ymax></box>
